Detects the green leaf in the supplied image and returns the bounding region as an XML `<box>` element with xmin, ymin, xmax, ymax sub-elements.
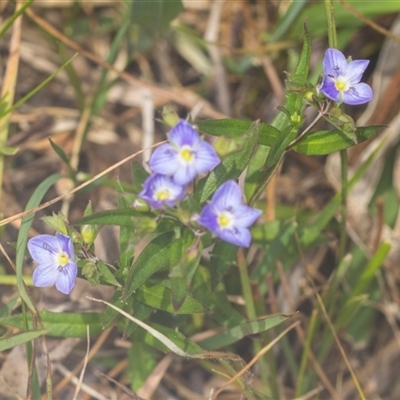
<box><xmin>128</xmin><ymin>342</ymin><xmax>158</xmax><ymax>392</ymax></box>
<box><xmin>286</xmin><ymin>21</ymin><xmax>311</xmax><ymax>116</ymax></box>
<box><xmin>0</xmin><ymin>311</ymin><xmax>103</xmax><ymax>338</ymax></box>
<box><xmin>136</xmin><ymin>282</ymin><xmax>208</xmax><ymax>314</ymax></box>
<box><xmin>293</xmin><ymin>125</ymin><xmax>385</xmax><ymax>155</ymax></box>
<box><xmin>195</xmin><ymin>120</ymin><xmax>259</xmax><ymax>203</ymax></box>
<box><xmin>198</xmin><ymin>313</ymin><xmax>293</xmax><ymax>350</ymax></box>
<box><xmin>75</xmin><ymin>208</ymin><xmax>153</xmax><ymax>226</ymax></box>
<box><xmin>252</xmin><ymin>221</ymin><xmax>298</xmax><ymax>281</ymax></box>
<box><xmin>210</xmin><ymin>241</ymin><xmax>237</xmax><ymax>292</ymax></box>
<box><xmin>122</xmin><ymin>231</ymin><xmax>176</xmax><ymax>300</ymax></box>
<box><xmin>197</xmin><ymin>118</ymin><xmax>279</xmax><ymax>147</ymax></box>
<box><xmin>0</xmin><ymin>330</ymin><xmax>48</xmax><ymax>352</ymax></box>
<box><xmin>264</xmin><ymin>125</ymin><xmax>297</xmax><ymax>168</ymax></box>
<box><xmin>97</xmin><ymin>260</ymin><xmax>121</xmax><ymax>287</ymax></box>
<box><xmin>49</xmin><ymin>137</ymin><xmax>75</xmax><ymax>178</ymax></box>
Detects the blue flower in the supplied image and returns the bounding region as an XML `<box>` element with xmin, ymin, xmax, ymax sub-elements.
<box><xmin>198</xmin><ymin>180</ymin><xmax>262</xmax><ymax>247</ymax></box>
<box><xmin>27</xmin><ymin>233</ymin><xmax>77</xmax><ymax>294</ymax></box>
<box><xmin>149</xmin><ymin>119</ymin><xmax>220</xmax><ymax>186</ymax></box>
<box><xmin>139</xmin><ymin>173</ymin><xmax>185</xmax><ymax>209</ymax></box>
<box><xmin>319</xmin><ymin>48</ymin><xmax>373</xmax><ymax>105</ymax></box>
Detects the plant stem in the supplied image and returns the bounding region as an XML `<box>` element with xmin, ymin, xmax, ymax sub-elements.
<box><xmin>237</xmin><ymin>249</ymin><xmax>279</xmax><ymax>398</ymax></box>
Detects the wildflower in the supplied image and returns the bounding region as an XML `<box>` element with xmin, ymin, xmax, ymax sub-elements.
<box><xmin>27</xmin><ymin>233</ymin><xmax>77</xmax><ymax>294</ymax></box>
<box><xmin>319</xmin><ymin>48</ymin><xmax>373</xmax><ymax>105</ymax></box>
<box><xmin>149</xmin><ymin>119</ymin><xmax>220</xmax><ymax>186</ymax></box>
<box><xmin>139</xmin><ymin>173</ymin><xmax>185</xmax><ymax>209</ymax></box>
<box><xmin>198</xmin><ymin>180</ymin><xmax>262</xmax><ymax>247</ymax></box>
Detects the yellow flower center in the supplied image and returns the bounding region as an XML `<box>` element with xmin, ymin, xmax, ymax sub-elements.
<box><xmin>180</xmin><ymin>147</ymin><xmax>194</xmax><ymax>163</ymax></box>
<box><xmin>58</xmin><ymin>252</ymin><xmax>69</xmax><ymax>267</ymax></box>
<box><xmin>335</xmin><ymin>78</ymin><xmax>348</xmax><ymax>92</ymax></box>
<box><xmin>218</xmin><ymin>212</ymin><xmax>232</xmax><ymax>228</ymax></box>
<box><xmin>155</xmin><ymin>189</ymin><xmax>170</xmax><ymax>201</ymax></box>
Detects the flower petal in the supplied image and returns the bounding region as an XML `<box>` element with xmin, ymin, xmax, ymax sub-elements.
<box><xmin>193</xmin><ymin>141</ymin><xmax>220</xmax><ymax>174</ymax></box>
<box><xmin>323</xmin><ymin>48</ymin><xmax>348</xmax><ymax>78</ymax></box>
<box><xmin>55</xmin><ymin>262</ymin><xmax>77</xmax><ymax>294</ymax></box>
<box><xmin>28</xmin><ymin>234</ymin><xmax>60</xmax><ymax>264</ymax></box>
<box><xmin>168</xmin><ymin>120</ymin><xmax>200</xmax><ymax>147</ymax></box>
<box><xmin>211</xmin><ymin>181</ymin><xmax>243</xmax><ymax>211</ymax></box>
<box><xmin>32</xmin><ymin>263</ymin><xmax>59</xmax><ymax>287</ymax></box>
<box><xmin>216</xmin><ymin>227</ymin><xmax>252</xmax><ymax>247</ymax></box>
<box><xmin>233</xmin><ymin>205</ymin><xmax>262</xmax><ymax>228</ymax></box>
<box><xmin>55</xmin><ymin>233</ymin><xmax>75</xmax><ymax>259</ymax></box>
<box><xmin>198</xmin><ymin>204</ymin><xmax>219</xmax><ymax>231</ymax></box>
<box><xmin>346</xmin><ymin>59</ymin><xmax>369</xmax><ymax>83</ymax></box>
<box><xmin>319</xmin><ymin>78</ymin><xmax>340</xmax><ymax>102</ymax></box>
<box><xmin>341</xmin><ymin>83</ymin><xmax>373</xmax><ymax>105</ymax></box>
<box><xmin>149</xmin><ymin>143</ymin><xmax>180</xmax><ymax>176</ymax></box>
<box><xmin>172</xmin><ymin>164</ymin><xmax>198</xmax><ymax>186</ymax></box>
<box><xmin>139</xmin><ymin>174</ymin><xmax>185</xmax><ymax>209</ymax></box>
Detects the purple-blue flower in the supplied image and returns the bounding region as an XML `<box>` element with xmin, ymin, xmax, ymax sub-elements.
<box><xmin>27</xmin><ymin>233</ymin><xmax>77</xmax><ymax>295</ymax></box>
<box><xmin>149</xmin><ymin>119</ymin><xmax>220</xmax><ymax>186</ymax></box>
<box><xmin>198</xmin><ymin>180</ymin><xmax>262</xmax><ymax>247</ymax></box>
<box><xmin>319</xmin><ymin>48</ymin><xmax>373</xmax><ymax>105</ymax></box>
<box><xmin>139</xmin><ymin>173</ymin><xmax>185</xmax><ymax>209</ymax></box>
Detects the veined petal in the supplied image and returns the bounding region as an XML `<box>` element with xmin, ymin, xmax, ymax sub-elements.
<box><xmin>346</xmin><ymin>59</ymin><xmax>369</xmax><ymax>83</ymax></box>
<box><xmin>323</xmin><ymin>48</ymin><xmax>347</xmax><ymax>77</ymax></box>
<box><xmin>55</xmin><ymin>262</ymin><xmax>77</xmax><ymax>294</ymax></box>
<box><xmin>212</xmin><ymin>181</ymin><xmax>243</xmax><ymax>211</ymax></box>
<box><xmin>28</xmin><ymin>235</ymin><xmax>60</xmax><ymax>264</ymax></box>
<box><xmin>341</xmin><ymin>83</ymin><xmax>373</xmax><ymax>105</ymax></box>
<box><xmin>55</xmin><ymin>233</ymin><xmax>74</xmax><ymax>259</ymax></box>
<box><xmin>140</xmin><ymin>174</ymin><xmax>185</xmax><ymax>209</ymax></box>
<box><xmin>149</xmin><ymin>143</ymin><xmax>180</xmax><ymax>176</ymax></box>
<box><xmin>233</xmin><ymin>205</ymin><xmax>262</xmax><ymax>228</ymax></box>
<box><xmin>193</xmin><ymin>141</ymin><xmax>220</xmax><ymax>174</ymax></box>
<box><xmin>32</xmin><ymin>263</ymin><xmax>59</xmax><ymax>287</ymax></box>
<box><xmin>216</xmin><ymin>227</ymin><xmax>252</xmax><ymax>248</ymax></box>
<box><xmin>319</xmin><ymin>78</ymin><xmax>340</xmax><ymax>102</ymax></box>
<box><xmin>173</xmin><ymin>164</ymin><xmax>197</xmax><ymax>186</ymax></box>
<box><xmin>198</xmin><ymin>204</ymin><xmax>219</xmax><ymax>231</ymax></box>
<box><xmin>168</xmin><ymin>120</ymin><xmax>200</xmax><ymax>147</ymax></box>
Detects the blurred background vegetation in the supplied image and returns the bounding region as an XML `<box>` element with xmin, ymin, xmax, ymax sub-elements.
<box><xmin>1</xmin><ymin>0</ymin><xmax>400</xmax><ymax>399</ymax></box>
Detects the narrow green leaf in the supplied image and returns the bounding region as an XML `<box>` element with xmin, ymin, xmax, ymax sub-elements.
<box><xmin>198</xmin><ymin>314</ymin><xmax>293</xmax><ymax>350</ymax></box>
<box><xmin>197</xmin><ymin>118</ymin><xmax>279</xmax><ymax>147</ymax></box>
<box><xmin>195</xmin><ymin>120</ymin><xmax>259</xmax><ymax>203</ymax></box>
<box><xmin>264</xmin><ymin>125</ymin><xmax>297</xmax><ymax>168</ymax></box>
<box><xmin>97</xmin><ymin>260</ymin><xmax>121</xmax><ymax>287</ymax></box>
<box><xmin>293</xmin><ymin>125</ymin><xmax>385</xmax><ymax>155</ymax></box>
<box><xmin>75</xmin><ymin>208</ymin><xmax>152</xmax><ymax>226</ymax></box>
<box><xmin>210</xmin><ymin>241</ymin><xmax>237</xmax><ymax>292</ymax></box>
<box><xmin>0</xmin><ymin>330</ymin><xmax>47</xmax><ymax>352</ymax></box>
<box><xmin>48</xmin><ymin>137</ymin><xmax>75</xmax><ymax>178</ymax></box>
<box><xmin>122</xmin><ymin>231</ymin><xmax>175</xmax><ymax>300</ymax></box>
<box><xmin>0</xmin><ymin>311</ymin><xmax>103</xmax><ymax>338</ymax></box>
<box><xmin>136</xmin><ymin>282</ymin><xmax>208</xmax><ymax>314</ymax></box>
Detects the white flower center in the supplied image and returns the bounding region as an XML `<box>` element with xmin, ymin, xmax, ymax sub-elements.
<box><xmin>217</xmin><ymin>211</ymin><xmax>234</xmax><ymax>229</ymax></box>
<box><xmin>57</xmin><ymin>251</ymin><xmax>69</xmax><ymax>267</ymax></box>
<box><xmin>335</xmin><ymin>77</ymin><xmax>349</xmax><ymax>92</ymax></box>
<box><xmin>179</xmin><ymin>146</ymin><xmax>194</xmax><ymax>164</ymax></box>
<box><xmin>154</xmin><ymin>189</ymin><xmax>171</xmax><ymax>201</ymax></box>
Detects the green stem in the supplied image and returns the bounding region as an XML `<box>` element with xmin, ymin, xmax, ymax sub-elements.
<box><xmin>339</xmin><ymin>150</ymin><xmax>348</xmax><ymax>260</ymax></box>
<box><xmin>324</xmin><ymin>0</ymin><xmax>337</xmax><ymax>48</ymax></box>
<box><xmin>237</xmin><ymin>250</ymin><xmax>279</xmax><ymax>398</ymax></box>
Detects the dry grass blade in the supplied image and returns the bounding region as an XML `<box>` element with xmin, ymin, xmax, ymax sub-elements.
<box><xmin>72</xmin><ymin>326</ymin><xmax>90</xmax><ymax>400</ymax></box>
<box><xmin>25</xmin><ymin>8</ymin><xmax>226</xmax><ymax>120</ymax></box>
